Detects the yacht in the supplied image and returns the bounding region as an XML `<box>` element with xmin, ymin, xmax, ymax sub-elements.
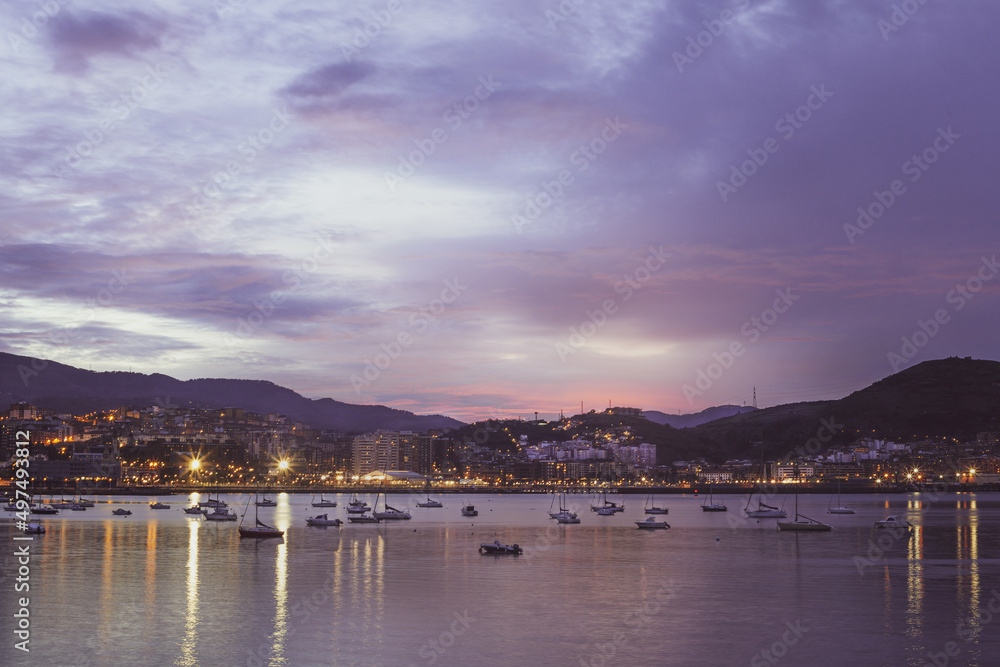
<box><xmin>239</xmin><ymin>493</ymin><xmax>284</xmax><ymax>539</ymax></box>
<box><xmin>31</xmin><ymin>505</ymin><xmax>59</xmax><ymax>515</ymax></box>
<box><xmin>745</xmin><ymin>485</ymin><xmax>786</xmax><ymax>519</ymax></box>
<box><xmin>306</xmin><ymin>513</ymin><xmax>343</xmax><ymax>526</ymax></box>
<box><xmin>777</xmin><ymin>494</ymin><xmax>832</xmax><ymax>532</ymax></box>
<box><xmin>112</xmin><ymin>508</ymin><xmax>132</xmax><ymax>516</ymax></box>
<box><xmin>150</xmin><ymin>502</ymin><xmax>171</xmax><ymax>510</ymax></box>
<box><xmin>874</xmin><ymin>515</ymin><xmax>908</xmax><ymax>528</ymax></box>
<box><xmin>416</xmin><ymin>495</ymin><xmax>444</xmax><ymax>508</ymax></box>
<box><xmin>203</xmin><ymin>506</ymin><xmax>237</xmax><ymax>521</ymax></box>
<box><xmin>184</xmin><ymin>505</ymin><xmax>207</xmax><ymax>515</ymax></box>
<box><xmin>701</xmin><ymin>485</ymin><xmax>727</xmax><ymax>512</ymax></box>
<box><xmin>635</xmin><ymin>517</ymin><xmax>670</xmax><ymax>530</ymax></box>
<box><xmin>479</xmin><ymin>540</ymin><xmax>522</xmax><ymax>555</ymax></box>
<box><xmin>827</xmin><ymin>484</ymin><xmax>856</xmax><ymax>514</ymax></box>
<box><xmin>644</xmin><ymin>493</ymin><xmax>669</xmax><ymax>515</ymax></box>
<box><xmin>311</xmin><ymin>494</ymin><xmax>338</xmax><ymax>508</ymax></box>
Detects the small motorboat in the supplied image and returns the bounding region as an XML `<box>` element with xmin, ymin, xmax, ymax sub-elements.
<box><xmin>112</xmin><ymin>508</ymin><xmax>132</xmax><ymax>516</ymax></box>
<box><xmin>461</xmin><ymin>505</ymin><xmax>478</xmax><ymax>517</ymax></box>
<box><xmin>203</xmin><ymin>507</ymin><xmax>237</xmax><ymax>521</ymax></box>
<box><xmin>69</xmin><ymin>503</ymin><xmax>87</xmax><ymax>511</ymax></box>
<box><xmin>23</xmin><ymin>522</ymin><xmax>46</xmax><ymax>534</ymax></box>
<box><xmin>874</xmin><ymin>515</ymin><xmax>910</xmax><ymax>529</ymax></box>
<box><xmin>556</xmin><ymin>514</ymin><xmax>581</xmax><ymax>524</ymax></box>
<box><xmin>184</xmin><ymin>506</ymin><xmax>207</xmax><ymax>515</ymax></box>
<box><xmin>636</xmin><ymin>517</ymin><xmax>670</xmax><ymax>530</ymax></box>
<box><xmin>75</xmin><ymin>498</ymin><xmax>96</xmax><ymax>507</ymax></box>
<box><xmin>596</xmin><ymin>507</ymin><xmax>617</xmax><ymax>516</ymax></box>
<box><xmin>150</xmin><ymin>502</ymin><xmax>171</xmax><ymax>510</ymax></box>
<box><xmin>348</xmin><ymin>514</ymin><xmax>381</xmax><ymax>523</ymax></box>
<box><xmin>479</xmin><ymin>540</ymin><xmax>522</xmax><ymax>555</ymax></box>
<box><xmin>306</xmin><ymin>514</ymin><xmax>343</xmax><ymax>527</ymax></box>
<box><xmin>31</xmin><ymin>505</ymin><xmax>59</xmax><ymax>515</ymax></box>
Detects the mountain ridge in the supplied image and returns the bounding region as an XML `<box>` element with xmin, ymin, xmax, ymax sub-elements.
<box><xmin>0</xmin><ymin>352</ymin><xmax>463</xmax><ymax>432</ymax></box>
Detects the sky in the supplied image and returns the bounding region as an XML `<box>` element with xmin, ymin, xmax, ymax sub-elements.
<box><xmin>1</xmin><ymin>0</ymin><xmax>997</xmax><ymax>423</ymax></box>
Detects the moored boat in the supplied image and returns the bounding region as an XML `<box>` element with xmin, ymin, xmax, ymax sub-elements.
<box><xmin>184</xmin><ymin>506</ymin><xmax>207</xmax><ymax>515</ymax></box>
<box><xmin>239</xmin><ymin>492</ymin><xmax>284</xmax><ymax>538</ymax></box>
<box><xmin>311</xmin><ymin>494</ymin><xmax>338</xmax><ymax>508</ymax></box>
<box><xmin>203</xmin><ymin>506</ymin><xmax>237</xmax><ymax>521</ymax></box>
<box><xmin>701</xmin><ymin>485</ymin><xmax>727</xmax><ymax>512</ymax></box>
<box><xmin>306</xmin><ymin>513</ymin><xmax>343</xmax><ymax>526</ymax></box>
<box><xmin>150</xmin><ymin>502</ymin><xmax>171</xmax><ymax>510</ymax></box>
<box><xmin>777</xmin><ymin>494</ymin><xmax>832</xmax><ymax>532</ymax></box>
<box><xmin>112</xmin><ymin>508</ymin><xmax>132</xmax><ymax>516</ymax></box>
<box><xmin>479</xmin><ymin>540</ymin><xmax>522</xmax><ymax>555</ymax></box>
<box><xmin>461</xmin><ymin>504</ymin><xmax>478</xmax><ymax>517</ymax></box>
<box><xmin>23</xmin><ymin>522</ymin><xmax>46</xmax><ymax>534</ymax></box>
<box><xmin>635</xmin><ymin>517</ymin><xmax>670</xmax><ymax>530</ymax></box>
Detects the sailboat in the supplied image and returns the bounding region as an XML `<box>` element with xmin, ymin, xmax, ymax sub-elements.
<box><xmin>549</xmin><ymin>493</ymin><xmax>577</xmax><ymax>520</ymax></box>
<box><xmin>311</xmin><ymin>493</ymin><xmax>338</xmax><ymax>507</ymax></box>
<box><xmin>644</xmin><ymin>493</ymin><xmax>668</xmax><ymax>515</ymax></box>
<box><xmin>777</xmin><ymin>493</ymin><xmax>831</xmax><ymax>532</ymax></box>
<box><xmin>590</xmin><ymin>489</ymin><xmax>624</xmax><ymax>513</ymax></box>
<box><xmin>256</xmin><ymin>490</ymin><xmax>277</xmax><ymax>506</ymax></box>
<box><xmin>239</xmin><ymin>492</ymin><xmax>284</xmax><ymax>538</ymax></box>
<box><xmin>373</xmin><ymin>493</ymin><xmax>411</xmax><ymax>520</ymax></box>
<box><xmin>700</xmin><ymin>485</ymin><xmax>727</xmax><ymax>512</ymax></box>
<box><xmin>346</xmin><ymin>493</ymin><xmax>371</xmax><ymax>514</ymax></box>
<box><xmin>416</xmin><ymin>494</ymin><xmax>443</xmax><ymax>508</ymax></box>
<box><xmin>745</xmin><ymin>484</ymin><xmax>786</xmax><ymax>518</ymax></box>
<box><xmin>827</xmin><ymin>483</ymin><xmax>856</xmax><ymax>514</ymax></box>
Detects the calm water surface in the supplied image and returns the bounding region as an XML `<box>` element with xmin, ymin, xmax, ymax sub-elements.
<box><xmin>2</xmin><ymin>492</ymin><xmax>998</xmax><ymax>666</ymax></box>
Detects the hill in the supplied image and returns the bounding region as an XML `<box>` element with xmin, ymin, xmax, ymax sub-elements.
<box><xmin>688</xmin><ymin>357</ymin><xmax>1000</xmax><ymax>460</ymax></box>
<box><xmin>644</xmin><ymin>405</ymin><xmax>757</xmax><ymax>428</ymax></box>
<box><xmin>0</xmin><ymin>352</ymin><xmax>463</xmax><ymax>433</ymax></box>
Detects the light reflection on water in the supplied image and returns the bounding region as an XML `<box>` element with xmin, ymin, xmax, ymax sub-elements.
<box><xmin>2</xmin><ymin>492</ymin><xmax>999</xmax><ymax>667</ymax></box>
<box><xmin>176</xmin><ymin>518</ymin><xmax>199</xmax><ymax>666</ymax></box>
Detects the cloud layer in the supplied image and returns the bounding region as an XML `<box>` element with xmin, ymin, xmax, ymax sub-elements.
<box><xmin>2</xmin><ymin>0</ymin><xmax>997</xmax><ymax>421</ymax></box>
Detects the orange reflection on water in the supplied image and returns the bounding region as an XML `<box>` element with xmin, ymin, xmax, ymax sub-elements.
<box><xmin>177</xmin><ymin>520</ymin><xmax>200</xmax><ymax>666</ymax></box>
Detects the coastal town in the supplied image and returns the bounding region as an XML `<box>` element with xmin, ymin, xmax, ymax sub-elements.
<box><xmin>2</xmin><ymin>401</ymin><xmax>997</xmax><ymax>492</ymax></box>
